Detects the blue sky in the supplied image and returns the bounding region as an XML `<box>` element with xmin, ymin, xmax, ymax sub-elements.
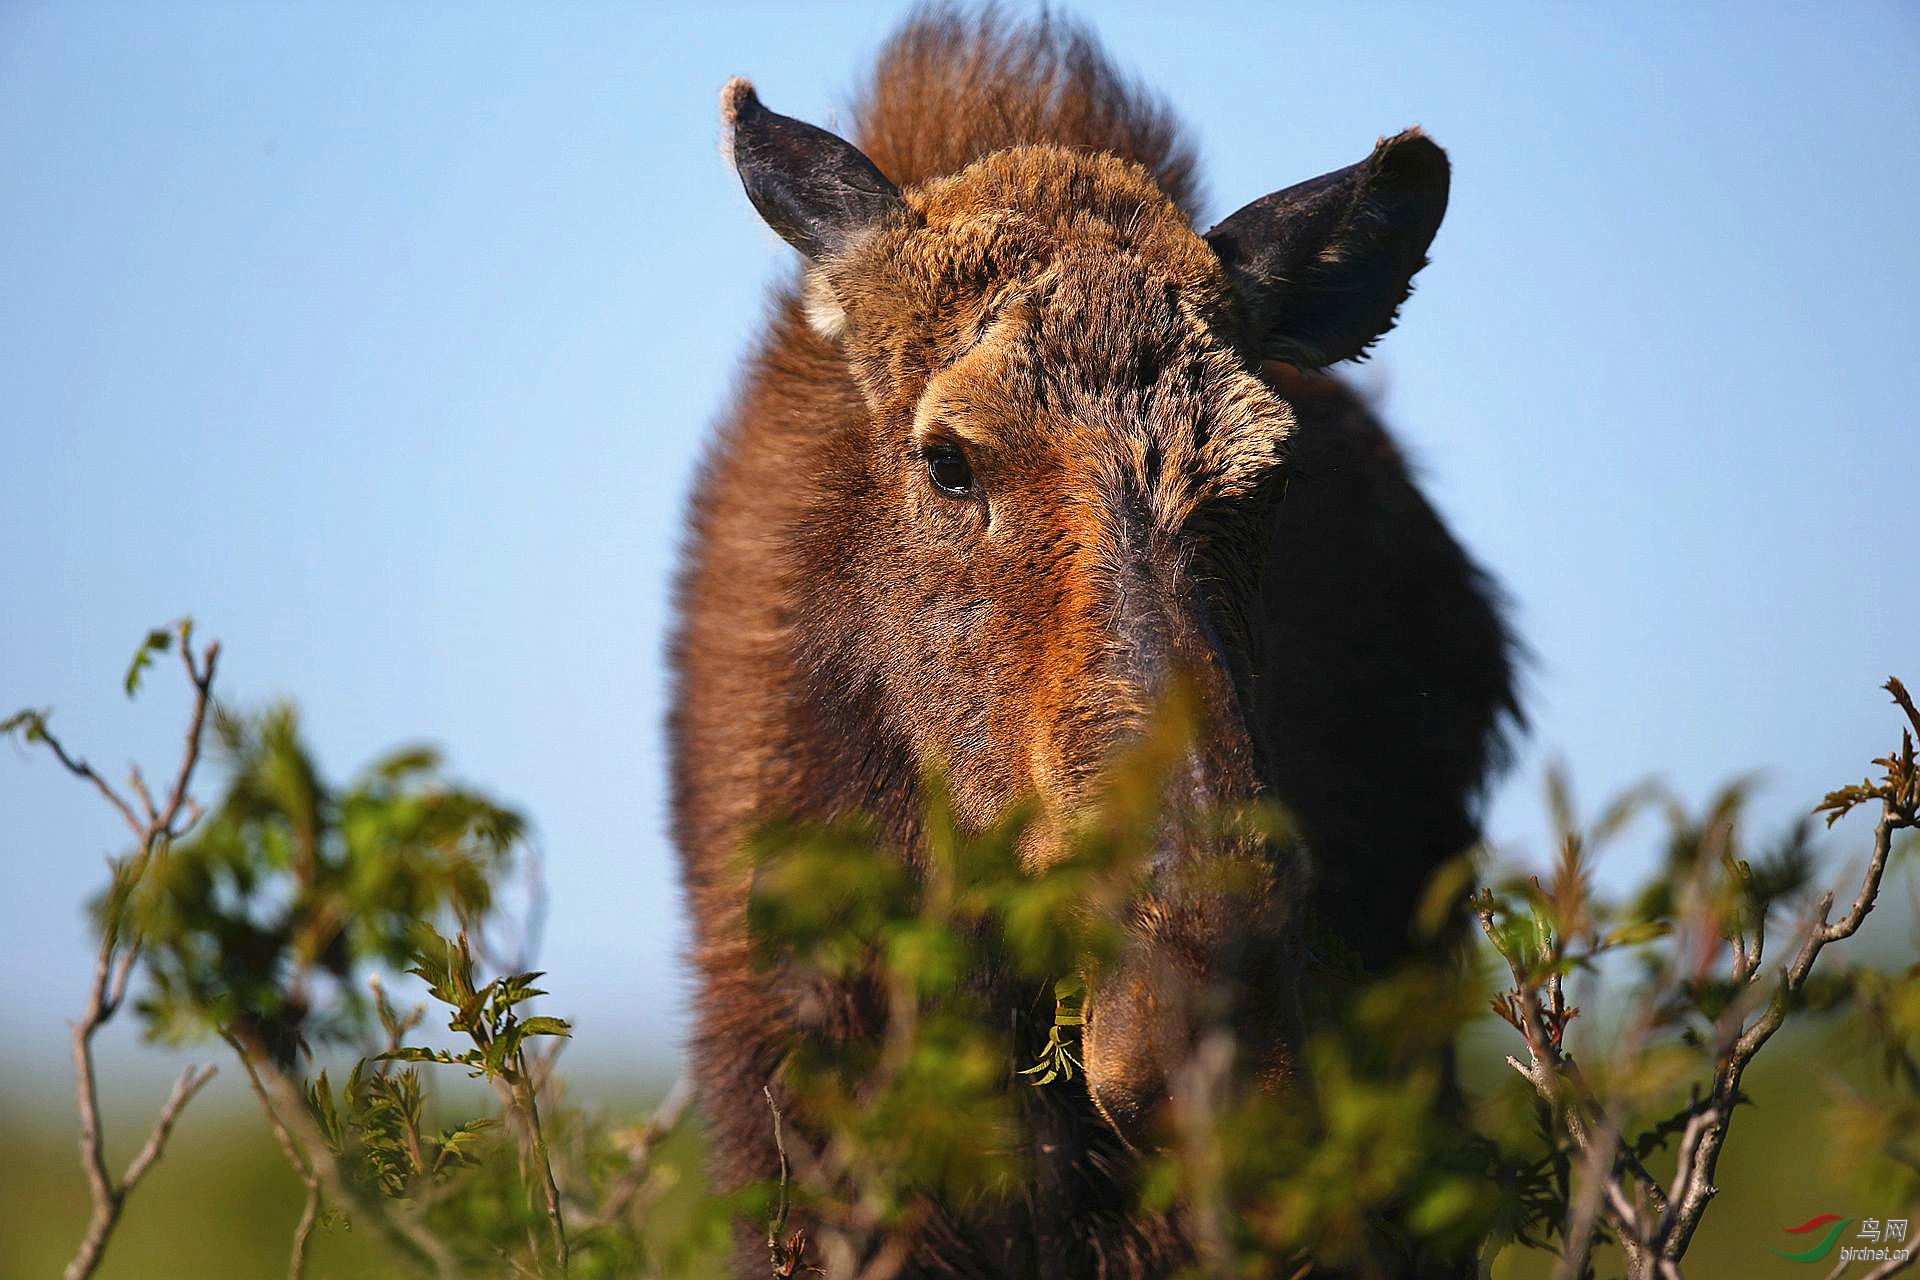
<box><xmin>3</xmin><ymin>2</ymin><xmax>1915</xmax><ymax>1089</ymax></box>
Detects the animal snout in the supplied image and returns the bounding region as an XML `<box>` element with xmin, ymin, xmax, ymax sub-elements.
<box><xmin>1079</xmin><ymin>878</ymin><xmax>1299</xmax><ymax>1147</ymax></box>
<box><xmin>1081</xmin><ymin>955</ymin><xmax>1215</xmax><ymax>1144</ymax></box>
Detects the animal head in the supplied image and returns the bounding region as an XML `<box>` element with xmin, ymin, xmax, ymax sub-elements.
<box><xmin>721</xmin><ymin>76</ymin><xmax>1450</xmax><ymax>1143</ymax></box>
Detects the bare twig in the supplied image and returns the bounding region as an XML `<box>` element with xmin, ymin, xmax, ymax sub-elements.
<box><xmin>227</xmin><ymin>1034</ymin><xmax>312</xmax><ymax>1180</ymax></box>
<box><xmin>29</xmin><ymin>721</ymin><xmax>146</xmax><ymax>838</ymax></box>
<box><xmin>1169</xmin><ymin>1030</ymin><xmax>1238</xmax><ymax>1280</ymax></box>
<box><xmin>766</xmin><ymin>1085</ymin><xmax>793</xmax><ymax>1275</ymax></box>
<box><xmin>62</xmin><ymin>1062</ymin><xmax>218</xmax><ymax>1280</ymax></box>
<box><xmin>155</xmin><ymin>630</ymin><xmax>220</xmax><ymax>838</ymax></box>
<box><xmin>123</xmin><ymin>1063</ymin><xmax>220</xmax><ymax>1189</ymax></box>
<box><xmin>223</xmin><ymin>1036</ymin><xmax>326</xmax><ymax>1279</ymax></box>
<box><xmin>1860</xmin><ymin>1247</ymin><xmax>1919</xmax><ymax>1280</ymax></box>
<box><xmin>39</xmin><ymin>627</ymin><xmax>223</xmax><ymax>1280</ymax></box>
<box><xmin>127</xmin><ymin>764</ymin><xmax>156</xmax><ymax>827</ymax></box>
<box><xmin>584</xmin><ymin>1076</ymin><xmax>694</xmax><ymax>1231</ymax></box>
<box><xmin>288</xmin><ymin>1181</ymin><xmax>321</xmax><ymax>1280</ymax></box>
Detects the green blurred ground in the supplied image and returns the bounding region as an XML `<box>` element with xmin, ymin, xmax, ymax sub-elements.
<box><xmin>1479</xmin><ymin>1021</ymin><xmax>1906</xmax><ymax>1279</ymax></box>
<box><xmin>0</xmin><ymin>1025</ymin><xmax>1902</xmax><ymax>1278</ymax></box>
<box><xmin>0</xmin><ymin>1076</ymin><xmax>716</xmax><ymax>1280</ymax></box>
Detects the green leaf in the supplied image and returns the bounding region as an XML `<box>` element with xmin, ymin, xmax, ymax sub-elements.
<box><xmin>1601</xmin><ymin>920</ymin><xmax>1671</xmax><ymax>949</ymax></box>
<box><xmin>431</xmin><ymin>1117</ymin><xmax>497</xmax><ymax>1174</ymax></box>
<box><xmin>375</xmin><ymin>1046</ymin><xmax>471</xmax><ymax>1066</ymax></box>
<box><xmin>517</xmin><ymin>1015</ymin><xmax>572</xmax><ymax>1040</ymax></box>
<box><xmin>124</xmin><ymin>625</ymin><xmax>177</xmax><ymax>698</ymax></box>
<box><xmin>305</xmin><ymin>1070</ymin><xmax>342</xmax><ymax>1150</ymax></box>
<box><xmin>369</xmin><ymin>745</ymin><xmax>441</xmax><ymax>781</ymax></box>
<box><xmin>482</xmin><ymin>1030</ymin><xmax>515</xmax><ymax>1075</ymax></box>
<box><xmin>1</xmin><ymin>708</ymin><xmax>49</xmax><ymax>742</ymax></box>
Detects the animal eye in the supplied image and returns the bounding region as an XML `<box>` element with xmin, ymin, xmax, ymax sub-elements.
<box><xmin>924</xmin><ymin>444</ymin><xmax>975</xmax><ymax>499</ymax></box>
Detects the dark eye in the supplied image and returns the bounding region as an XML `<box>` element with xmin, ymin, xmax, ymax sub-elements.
<box><xmin>925</xmin><ymin>444</ymin><xmax>975</xmax><ymax>499</ymax></box>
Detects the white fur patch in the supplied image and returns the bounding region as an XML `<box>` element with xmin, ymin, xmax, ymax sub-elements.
<box><xmin>802</xmin><ymin>270</ymin><xmax>848</xmax><ymax>341</ymax></box>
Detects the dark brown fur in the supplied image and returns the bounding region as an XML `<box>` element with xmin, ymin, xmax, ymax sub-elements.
<box><xmin>672</xmin><ymin>10</ymin><xmax>1518</xmax><ymax>1277</ymax></box>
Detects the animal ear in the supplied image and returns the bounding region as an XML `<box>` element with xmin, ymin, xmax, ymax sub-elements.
<box><xmin>722</xmin><ymin>78</ymin><xmax>903</xmax><ymax>260</ymax></box>
<box><xmin>1205</xmin><ymin>130</ymin><xmax>1449</xmax><ymax>368</ymax></box>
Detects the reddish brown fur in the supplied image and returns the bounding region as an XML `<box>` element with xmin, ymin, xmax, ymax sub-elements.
<box><xmin>673</xmin><ymin>10</ymin><xmax>1517</xmax><ymax>1277</ymax></box>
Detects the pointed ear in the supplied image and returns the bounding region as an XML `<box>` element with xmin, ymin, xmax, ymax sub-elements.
<box><xmin>1205</xmin><ymin>130</ymin><xmax>1449</xmax><ymax>368</ymax></box>
<box><xmin>722</xmin><ymin>78</ymin><xmax>903</xmax><ymax>260</ymax></box>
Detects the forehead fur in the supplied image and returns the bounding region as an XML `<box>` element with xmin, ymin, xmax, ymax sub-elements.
<box><xmin>828</xmin><ymin>146</ymin><xmax>1232</xmax><ymax>343</ymax></box>
<box><xmin>821</xmin><ymin>145</ymin><xmax>1287</xmax><ymax>520</ymax></box>
<box><xmin>910</xmin><ymin>146</ymin><xmax>1222</xmax><ymax>287</ymax></box>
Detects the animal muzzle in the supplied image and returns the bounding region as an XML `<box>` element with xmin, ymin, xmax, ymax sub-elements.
<box><xmin>1071</xmin><ymin>547</ymin><xmax>1300</xmax><ymax>1144</ymax></box>
<box><xmin>1078</xmin><ymin>852</ymin><xmax>1301</xmax><ymax>1148</ymax></box>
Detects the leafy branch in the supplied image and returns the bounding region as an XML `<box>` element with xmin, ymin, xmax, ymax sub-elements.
<box><xmin>382</xmin><ymin>929</ymin><xmax>574</xmax><ymax>1271</ymax></box>
<box><xmin>1479</xmin><ymin>677</ymin><xmax>1919</xmax><ymax>1279</ymax></box>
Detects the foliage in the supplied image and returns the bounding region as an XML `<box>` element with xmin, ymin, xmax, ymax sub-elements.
<box><xmin>8</xmin><ymin>624</ymin><xmax>724</xmax><ymax>1280</ymax></box>
<box><xmin>124</xmin><ymin>702</ymin><xmax>522</xmax><ymax>1061</ymax></box>
<box><xmin>1019</xmin><ymin>975</ymin><xmax>1085</xmax><ymax>1087</ymax></box>
<box><xmin>735</xmin><ymin>706</ymin><xmax>1501</xmax><ymax>1278</ymax></box>
<box><xmin>10</xmin><ymin>626</ymin><xmax>1916</xmax><ymax>1280</ymax></box>
<box><xmin>1470</xmin><ymin>682</ymin><xmax>1919</xmax><ymax>1279</ymax></box>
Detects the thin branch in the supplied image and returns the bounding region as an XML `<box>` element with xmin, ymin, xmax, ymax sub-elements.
<box><xmin>127</xmin><ymin>765</ymin><xmax>157</xmax><ymax>827</ymax></box>
<box><xmin>34</xmin><ymin>722</ymin><xmax>145</xmax><ymax>839</ymax></box>
<box><xmin>1656</xmin><ymin>804</ymin><xmax>1906</xmax><ymax>1262</ymax></box>
<box><xmin>53</xmin><ymin>628</ymin><xmax>223</xmax><ymax>1280</ymax></box>
<box><xmin>766</xmin><ymin>1085</ymin><xmax>793</xmax><ymax>1274</ymax></box>
<box><xmin>157</xmin><ymin>637</ymin><xmax>219</xmax><ymax>832</ymax></box>
<box><xmin>121</xmin><ymin>1064</ymin><xmax>219</xmax><ymax>1189</ymax></box>
<box><xmin>103</xmin><ymin>942</ymin><xmax>139</xmax><ymax>1018</ymax></box>
<box><xmin>519</xmin><ymin>1064</ymin><xmax>570</xmax><ymax>1273</ymax></box>
<box><xmin>71</xmin><ymin>948</ymin><xmax>122</xmax><ymax>1251</ymax></box>
<box><xmin>1860</xmin><ymin>1248</ymin><xmax>1919</xmax><ymax>1280</ymax></box>
<box><xmin>228</xmin><ymin>1033</ymin><xmax>314</xmax><ymax>1182</ymax></box>
<box><xmin>584</xmin><ymin>1075</ymin><xmax>693</xmax><ymax>1231</ymax></box>
<box><xmin>288</xmin><ymin>1181</ymin><xmax>321</xmax><ymax>1280</ymax></box>
<box><xmin>62</xmin><ymin>1053</ymin><xmax>218</xmax><ymax>1280</ymax></box>
<box><xmin>227</xmin><ymin>1036</ymin><xmax>325</xmax><ymax>1280</ymax></box>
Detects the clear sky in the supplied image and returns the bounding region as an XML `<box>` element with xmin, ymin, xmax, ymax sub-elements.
<box><xmin>3</xmin><ymin>2</ymin><xmax>1915</xmax><ymax>1089</ymax></box>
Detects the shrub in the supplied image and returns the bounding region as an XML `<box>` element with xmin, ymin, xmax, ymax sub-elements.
<box><xmin>8</xmin><ymin>622</ymin><xmax>1914</xmax><ymax>1278</ymax></box>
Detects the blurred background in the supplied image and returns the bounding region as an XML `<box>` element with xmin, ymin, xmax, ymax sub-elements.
<box><xmin>3</xmin><ymin>2</ymin><xmax>1915</xmax><ymax>1275</ymax></box>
